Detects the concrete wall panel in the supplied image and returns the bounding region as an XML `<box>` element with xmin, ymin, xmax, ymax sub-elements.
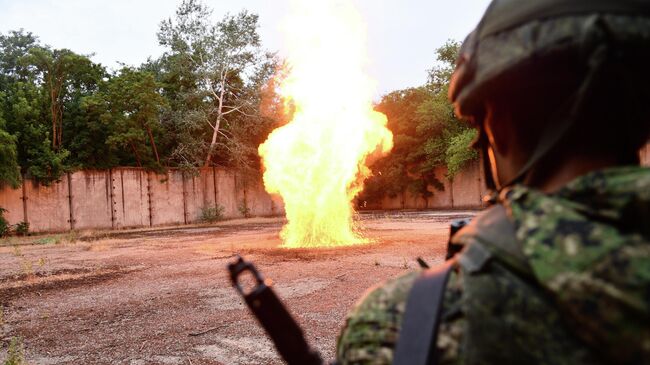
<box><xmin>451</xmin><ymin>161</ymin><xmax>482</xmax><ymax>208</ymax></box>
<box><xmin>216</xmin><ymin>169</ymin><xmax>238</xmax><ymax>218</ymax></box>
<box><xmin>404</xmin><ymin>192</ymin><xmax>428</xmax><ymax>209</ymax></box>
<box><xmin>428</xmin><ymin>166</ymin><xmax>453</xmax><ymax>209</ymax></box>
<box><xmin>0</xmin><ymin>185</ymin><xmax>24</xmax><ymax>226</ymax></box>
<box><xmin>379</xmin><ymin>193</ymin><xmax>405</xmax><ymax>210</ymax></box>
<box><xmin>149</xmin><ymin>171</ymin><xmax>185</xmax><ymax>226</ymax></box>
<box><xmin>271</xmin><ymin>195</ymin><xmax>285</xmax><ymax>215</ymax></box>
<box><xmin>184</xmin><ymin>168</ymin><xmax>217</xmax><ymax>223</ymax></box>
<box><xmin>112</xmin><ymin>169</ymin><xmax>150</xmax><ymax>229</ymax></box>
<box><xmin>245</xmin><ymin>179</ymin><xmax>275</xmax><ymax>216</ymax></box>
<box><xmin>1</xmin><ymin>160</ymin><xmax>492</xmax><ymax>233</ymax></box>
<box><xmin>24</xmin><ymin>178</ymin><xmax>70</xmax><ymax>233</ymax></box>
<box><xmin>69</xmin><ymin>171</ymin><xmax>112</xmax><ymax>230</ymax></box>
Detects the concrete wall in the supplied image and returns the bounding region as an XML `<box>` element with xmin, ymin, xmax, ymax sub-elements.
<box><xmin>149</xmin><ymin>171</ymin><xmax>186</xmax><ymax>226</ymax></box>
<box><xmin>69</xmin><ymin>170</ymin><xmax>113</xmax><ymax>230</ymax></box>
<box><xmin>1</xmin><ymin>143</ymin><xmax>648</xmax><ymax>233</ymax></box>
<box><xmin>0</xmin><ymin>168</ymin><xmax>281</xmax><ymax>233</ymax></box>
<box><xmin>361</xmin><ymin>162</ymin><xmax>484</xmax><ymax>211</ymax></box>
<box><xmin>0</xmin><ymin>185</ymin><xmax>24</xmax><ymax>227</ymax></box>
<box><xmin>184</xmin><ymin>168</ymin><xmax>217</xmax><ymax>224</ymax></box>
<box><xmin>112</xmin><ymin>169</ymin><xmax>150</xmax><ymax>229</ymax></box>
<box><xmin>215</xmin><ymin>169</ymin><xmax>239</xmax><ymax>218</ymax></box>
<box><xmin>23</xmin><ymin>178</ymin><xmax>71</xmax><ymax>232</ymax></box>
<box><xmin>450</xmin><ymin>160</ymin><xmax>484</xmax><ymax>209</ymax></box>
<box><xmin>362</xmin><ymin>142</ymin><xmax>650</xmax><ymax>211</ymax></box>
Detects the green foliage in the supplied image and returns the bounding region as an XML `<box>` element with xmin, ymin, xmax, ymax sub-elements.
<box><xmin>0</xmin><ymin>10</ymin><xmax>473</xmax><ymax>203</ymax></box>
<box><xmin>238</xmin><ymin>200</ymin><xmax>252</xmax><ymax>218</ymax></box>
<box><xmin>0</xmin><ymin>31</ymin><xmax>74</xmax><ymax>184</ymax></box>
<box><xmin>14</xmin><ymin>221</ymin><xmax>29</xmax><ymax>236</ymax></box>
<box><xmin>0</xmin><ymin>207</ymin><xmax>8</xmax><ymax>237</ymax></box>
<box><xmin>157</xmin><ymin>1</ymin><xmax>277</xmax><ymax>171</ymax></box>
<box><xmin>200</xmin><ymin>205</ymin><xmax>225</xmax><ymax>223</ymax></box>
<box><xmin>361</xmin><ymin>40</ymin><xmax>478</xmax><ymax>203</ymax></box>
<box><xmin>99</xmin><ymin>67</ymin><xmax>168</xmax><ymax>169</ymax></box>
<box><xmin>4</xmin><ymin>337</ymin><xmax>26</xmax><ymax>365</ymax></box>
<box><xmin>0</xmin><ymin>3</ymin><xmax>279</xmax><ymax>181</ymax></box>
<box><xmin>22</xmin><ymin>46</ymin><xmax>101</xmax><ymax>150</ymax></box>
<box><xmin>446</xmin><ymin>129</ymin><xmax>479</xmax><ymax>178</ymax></box>
<box><xmin>0</xmin><ymin>121</ymin><xmax>20</xmax><ymax>188</ymax></box>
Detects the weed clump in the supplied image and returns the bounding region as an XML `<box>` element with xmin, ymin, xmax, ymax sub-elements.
<box><xmin>5</xmin><ymin>337</ymin><xmax>26</xmax><ymax>365</ymax></box>
<box><xmin>200</xmin><ymin>205</ymin><xmax>225</xmax><ymax>223</ymax></box>
<box><xmin>0</xmin><ymin>208</ymin><xmax>8</xmax><ymax>237</ymax></box>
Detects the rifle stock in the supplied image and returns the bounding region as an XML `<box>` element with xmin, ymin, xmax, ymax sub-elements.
<box><xmin>228</xmin><ymin>256</ymin><xmax>324</xmax><ymax>365</ymax></box>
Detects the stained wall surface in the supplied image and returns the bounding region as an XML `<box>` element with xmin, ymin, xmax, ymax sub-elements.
<box><xmin>0</xmin><ymin>185</ymin><xmax>23</xmax><ymax>226</ymax></box>
<box><xmin>0</xmin><ymin>168</ymin><xmax>278</xmax><ymax>233</ymax></box>
<box><xmin>69</xmin><ymin>171</ymin><xmax>113</xmax><ymax>230</ymax></box>
<box><xmin>2</xmin><ymin>143</ymin><xmax>648</xmax><ymax>233</ymax></box>
<box><xmin>113</xmin><ymin>169</ymin><xmax>150</xmax><ymax>229</ymax></box>
<box><xmin>23</xmin><ymin>179</ymin><xmax>71</xmax><ymax>232</ymax></box>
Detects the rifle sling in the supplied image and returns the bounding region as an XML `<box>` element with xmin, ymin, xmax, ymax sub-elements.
<box><xmin>393</xmin><ymin>260</ymin><xmax>454</xmax><ymax>365</ymax></box>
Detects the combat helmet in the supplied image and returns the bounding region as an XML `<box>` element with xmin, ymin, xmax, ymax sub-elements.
<box><xmin>449</xmin><ymin>0</ymin><xmax>650</xmax><ymax>189</ymax></box>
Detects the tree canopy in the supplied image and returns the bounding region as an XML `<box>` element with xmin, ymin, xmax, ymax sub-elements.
<box><xmin>0</xmin><ymin>2</ymin><xmax>477</xmax><ymax>200</ymax></box>
<box><xmin>359</xmin><ymin>41</ymin><xmax>478</xmax><ymax>204</ymax></box>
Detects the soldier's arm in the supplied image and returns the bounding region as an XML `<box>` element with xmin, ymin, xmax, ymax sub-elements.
<box><xmin>336</xmin><ymin>269</ymin><xmax>466</xmax><ymax>365</ymax></box>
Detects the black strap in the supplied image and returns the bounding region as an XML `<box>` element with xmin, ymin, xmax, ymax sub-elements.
<box><xmin>393</xmin><ymin>260</ymin><xmax>454</xmax><ymax>365</ymax></box>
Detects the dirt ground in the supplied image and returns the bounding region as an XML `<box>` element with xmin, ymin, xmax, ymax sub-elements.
<box><xmin>0</xmin><ymin>210</ymin><xmax>476</xmax><ymax>365</ymax></box>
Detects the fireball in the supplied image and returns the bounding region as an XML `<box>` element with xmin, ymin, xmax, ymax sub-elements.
<box><xmin>259</xmin><ymin>0</ymin><xmax>393</xmax><ymax>248</ymax></box>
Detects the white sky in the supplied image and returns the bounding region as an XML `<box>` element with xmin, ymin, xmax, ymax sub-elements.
<box><xmin>0</xmin><ymin>0</ymin><xmax>490</xmax><ymax>96</ymax></box>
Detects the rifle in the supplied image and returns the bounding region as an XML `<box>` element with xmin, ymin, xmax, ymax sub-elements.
<box><xmin>229</xmin><ymin>217</ymin><xmax>472</xmax><ymax>365</ymax></box>
<box><xmin>445</xmin><ymin>218</ymin><xmax>472</xmax><ymax>260</ymax></box>
<box><xmin>228</xmin><ymin>256</ymin><xmax>325</xmax><ymax>365</ymax></box>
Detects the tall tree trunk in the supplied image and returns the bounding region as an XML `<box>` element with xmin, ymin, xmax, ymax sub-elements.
<box><xmin>145</xmin><ymin>125</ymin><xmax>160</xmax><ymax>164</ymax></box>
<box><xmin>57</xmin><ymin>104</ymin><xmax>63</xmax><ymax>150</ymax></box>
<box><xmin>204</xmin><ymin>78</ymin><xmax>226</xmax><ymax>167</ymax></box>
<box><xmin>130</xmin><ymin>142</ymin><xmax>143</xmax><ymax>168</ymax></box>
<box><xmin>49</xmin><ymin>84</ymin><xmax>58</xmax><ymax>150</ymax></box>
<box><xmin>204</xmin><ymin>116</ymin><xmax>221</xmax><ymax>167</ymax></box>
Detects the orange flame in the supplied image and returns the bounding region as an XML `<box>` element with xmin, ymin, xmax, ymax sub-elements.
<box><xmin>259</xmin><ymin>0</ymin><xmax>393</xmax><ymax>248</ymax></box>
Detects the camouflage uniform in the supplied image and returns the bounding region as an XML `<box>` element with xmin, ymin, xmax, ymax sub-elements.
<box><xmin>336</xmin><ymin>166</ymin><xmax>650</xmax><ymax>364</ymax></box>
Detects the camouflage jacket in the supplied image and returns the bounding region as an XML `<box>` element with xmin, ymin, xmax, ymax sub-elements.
<box><xmin>336</xmin><ymin>166</ymin><xmax>650</xmax><ymax>364</ymax></box>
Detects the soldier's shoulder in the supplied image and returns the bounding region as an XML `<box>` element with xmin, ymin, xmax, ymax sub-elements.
<box><xmin>336</xmin><ymin>271</ymin><xmax>419</xmax><ymax>365</ymax></box>
<box><xmin>451</xmin><ymin>205</ymin><xmax>528</xmax><ymax>269</ymax></box>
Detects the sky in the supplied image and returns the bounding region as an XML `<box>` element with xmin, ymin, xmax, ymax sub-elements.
<box><xmin>0</xmin><ymin>0</ymin><xmax>490</xmax><ymax>96</ymax></box>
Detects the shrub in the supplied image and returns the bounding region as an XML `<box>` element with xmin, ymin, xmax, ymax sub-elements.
<box><xmin>200</xmin><ymin>205</ymin><xmax>225</xmax><ymax>223</ymax></box>
<box><xmin>238</xmin><ymin>201</ymin><xmax>252</xmax><ymax>218</ymax></box>
<box><xmin>5</xmin><ymin>337</ymin><xmax>26</xmax><ymax>365</ymax></box>
<box><xmin>0</xmin><ymin>207</ymin><xmax>9</xmax><ymax>237</ymax></box>
<box><xmin>446</xmin><ymin>128</ymin><xmax>479</xmax><ymax>178</ymax></box>
<box><xmin>14</xmin><ymin>222</ymin><xmax>29</xmax><ymax>236</ymax></box>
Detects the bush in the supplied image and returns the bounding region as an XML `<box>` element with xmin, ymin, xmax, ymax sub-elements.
<box><xmin>238</xmin><ymin>201</ymin><xmax>252</xmax><ymax>218</ymax></box>
<box><xmin>0</xmin><ymin>207</ymin><xmax>9</xmax><ymax>237</ymax></box>
<box><xmin>200</xmin><ymin>205</ymin><xmax>225</xmax><ymax>223</ymax></box>
<box><xmin>446</xmin><ymin>128</ymin><xmax>479</xmax><ymax>178</ymax></box>
<box><xmin>14</xmin><ymin>222</ymin><xmax>29</xmax><ymax>236</ymax></box>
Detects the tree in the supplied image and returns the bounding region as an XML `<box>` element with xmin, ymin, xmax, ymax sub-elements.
<box><xmin>157</xmin><ymin>0</ymin><xmax>275</xmax><ymax>168</ymax></box>
<box><xmin>88</xmin><ymin>67</ymin><xmax>168</xmax><ymax>169</ymax></box>
<box><xmin>0</xmin><ymin>32</ymin><xmax>69</xmax><ymax>184</ymax></box>
<box><xmin>22</xmin><ymin>47</ymin><xmax>98</xmax><ymax>151</ymax></box>
<box><xmin>0</xmin><ymin>116</ymin><xmax>20</xmax><ymax>188</ymax></box>
<box><xmin>361</xmin><ymin>40</ymin><xmax>478</xmax><ymax>204</ymax></box>
<box><xmin>418</xmin><ymin>40</ymin><xmax>477</xmax><ymax>179</ymax></box>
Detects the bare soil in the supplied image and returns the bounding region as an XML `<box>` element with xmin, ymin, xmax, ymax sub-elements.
<box><xmin>0</xmin><ymin>210</ymin><xmax>475</xmax><ymax>365</ymax></box>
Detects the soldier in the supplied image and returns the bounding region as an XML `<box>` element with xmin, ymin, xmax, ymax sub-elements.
<box><xmin>336</xmin><ymin>0</ymin><xmax>650</xmax><ymax>364</ymax></box>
